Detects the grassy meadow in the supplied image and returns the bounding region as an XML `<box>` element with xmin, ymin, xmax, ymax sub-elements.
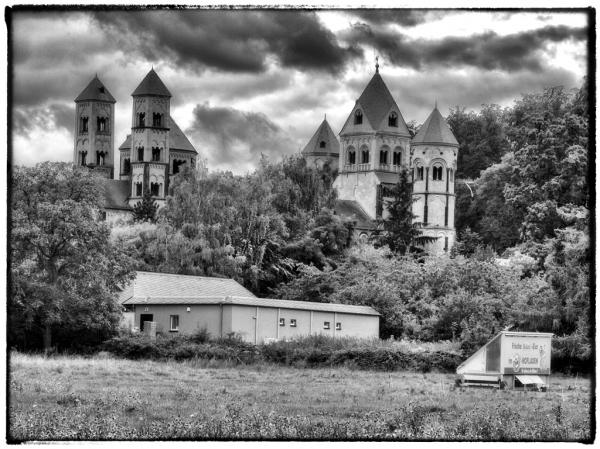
<box><xmin>9</xmin><ymin>351</ymin><xmax>592</xmax><ymax>441</ymax></box>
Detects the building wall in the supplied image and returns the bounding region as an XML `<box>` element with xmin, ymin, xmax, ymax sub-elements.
<box><xmin>337</xmin><ymin>172</ymin><xmax>378</xmax><ymax>219</ymax></box>
<box><xmin>133</xmin><ymin>303</ymin><xmax>379</xmax><ymax>344</ymax></box>
<box><xmin>134</xmin><ymin>304</ymin><xmax>223</xmax><ymax>337</ymax></box>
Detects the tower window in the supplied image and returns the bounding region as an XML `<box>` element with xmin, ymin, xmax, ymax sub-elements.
<box><xmin>135</xmin><ymin>183</ymin><xmax>142</xmax><ymax>197</ymax></box>
<box><xmin>389</xmin><ymin>112</ymin><xmax>398</xmax><ymax>127</ymax></box>
<box><xmin>137</xmin><ymin>147</ymin><xmax>144</xmax><ymax>161</ymax></box>
<box><xmin>152</xmin><ymin>147</ymin><xmax>161</xmax><ymax>162</ymax></box>
<box><xmin>96</xmin><ymin>151</ymin><xmax>106</xmax><ymax>166</ymax></box>
<box><xmin>80</xmin><ymin>117</ymin><xmax>89</xmax><ymax>133</ymax></box>
<box><xmin>97</xmin><ymin>117</ymin><xmax>107</xmax><ymax>132</ymax></box>
<box><xmin>380</xmin><ymin>150</ymin><xmax>388</xmax><ymax>164</ymax></box>
<box><xmin>137</xmin><ymin>113</ymin><xmax>145</xmax><ymax>127</ymax></box>
<box><xmin>416</xmin><ymin>165</ymin><xmax>424</xmax><ymax>180</ymax></box>
<box><xmin>393</xmin><ymin>151</ymin><xmax>401</xmax><ymax>165</ymax></box>
<box><xmin>361</xmin><ymin>150</ymin><xmax>369</xmax><ymax>164</ymax></box>
<box><xmin>320</xmin><ymin>141</ymin><xmax>326</xmax><ymax>148</ymax></box>
<box><xmin>153</xmin><ymin>113</ymin><xmax>163</xmax><ymax>127</ymax></box>
<box><xmin>150</xmin><ymin>182</ymin><xmax>160</xmax><ymax>197</ymax></box>
<box><xmin>124</xmin><ymin>158</ymin><xmax>131</xmax><ymax>174</ymax></box>
<box><xmin>348</xmin><ymin>150</ymin><xmax>356</xmax><ymax>165</ymax></box>
<box><xmin>80</xmin><ymin>151</ymin><xmax>87</xmax><ymax>166</ymax></box>
<box><xmin>354</xmin><ymin>110</ymin><xmax>363</xmax><ymax>125</ymax></box>
<box><xmin>99</xmin><ymin>86</ymin><xmax>105</xmax><ymax>94</ymax></box>
<box><xmin>433</xmin><ymin>165</ymin><xmax>443</xmax><ymax>181</ymax></box>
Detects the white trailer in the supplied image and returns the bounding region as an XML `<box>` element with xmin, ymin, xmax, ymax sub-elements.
<box><xmin>456</xmin><ymin>331</ymin><xmax>553</xmax><ymax>389</ymax></box>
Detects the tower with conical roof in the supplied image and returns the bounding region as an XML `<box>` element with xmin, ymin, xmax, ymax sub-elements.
<box><xmin>335</xmin><ymin>62</ymin><xmax>412</xmax><ymax>220</ymax></box>
<box><xmin>118</xmin><ymin>68</ymin><xmax>197</xmax><ymax>208</ymax></box>
<box><xmin>73</xmin><ymin>75</ymin><xmax>116</xmax><ymax>179</ymax></box>
<box><xmin>302</xmin><ymin>117</ymin><xmax>340</xmax><ymax>167</ymax></box>
<box><xmin>409</xmin><ymin>105</ymin><xmax>459</xmax><ymax>253</ymax></box>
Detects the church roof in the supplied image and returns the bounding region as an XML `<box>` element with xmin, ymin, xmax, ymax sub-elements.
<box><xmin>131</xmin><ymin>68</ymin><xmax>172</xmax><ymax>97</ymax></box>
<box><xmin>75</xmin><ymin>75</ymin><xmax>116</xmax><ymax>103</ymax></box>
<box><xmin>302</xmin><ymin>119</ymin><xmax>340</xmax><ymax>155</ymax></box>
<box><xmin>411</xmin><ymin>106</ymin><xmax>459</xmax><ymax>146</ymax></box>
<box><xmin>356</xmin><ymin>72</ymin><xmax>410</xmax><ymax>134</ymax></box>
<box><xmin>104</xmin><ymin>180</ymin><xmax>132</xmax><ymax>211</ymax></box>
<box><xmin>334</xmin><ymin>199</ymin><xmax>377</xmax><ymax>230</ymax></box>
<box><xmin>117</xmin><ymin>115</ymin><xmax>197</xmax><ymax>154</ymax></box>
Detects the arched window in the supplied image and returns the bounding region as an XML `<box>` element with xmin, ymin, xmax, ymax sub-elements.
<box><xmin>380</xmin><ymin>150</ymin><xmax>388</xmax><ymax>164</ymax></box>
<box><xmin>416</xmin><ymin>165</ymin><xmax>424</xmax><ymax>180</ymax></box>
<box><xmin>319</xmin><ymin>141</ymin><xmax>326</xmax><ymax>148</ymax></box>
<box><xmin>153</xmin><ymin>113</ymin><xmax>163</xmax><ymax>127</ymax></box>
<box><xmin>348</xmin><ymin>150</ymin><xmax>356</xmax><ymax>165</ymax></box>
<box><xmin>361</xmin><ymin>150</ymin><xmax>370</xmax><ymax>164</ymax></box>
<box><xmin>137</xmin><ymin>147</ymin><xmax>144</xmax><ymax>161</ymax></box>
<box><xmin>124</xmin><ymin>158</ymin><xmax>131</xmax><ymax>174</ymax></box>
<box><xmin>135</xmin><ymin>182</ymin><xmax>143</xmax><ymax>197</ymax></box>
<box><xmin>388</xmin><ymin>112</ymin><xmax>398</xmax><ymax>127</ymax></box>
<box><xmin>152</xmin><ymin>147</ymin><xmax>161</xmax><ymax>162</ymax></box>
<box><xmin>173</xmin><ymin>159</ymin><xmax>186</xmax><ymax>174</ymax></box>
<box><xmin>433</xmin><ymin>164</ymin><xmax>443</xmax><ymax>181</ymax></box>
<box><xmin>97</xmin><ymin>117</ymin><xmax>108</xmax><ymax>132</ymax></box>
<box><xmin>137</xmin><ymin>113</ymin><xmax>145</xmax><ymax>127</ymax></box>
<box><xmin>80</xmin><ymin>151</ymin><xmax>87</xmax><ymax>166</ymax></box>
<box><xmin>80</xmin><ymin>117</ymin><xmax>89</xmax><ymax>133</ymax></box>
<box><xmin>96</xmin><ymin>151</ymin><xmax>106</xmax><ymax>166</ymax></box>
<box><xmin>354</xmin><ymin>110</ymin><xmax>363</xmax><ymax>125</ymax></box>
<box><xmin>150</xmin><ymin>182</ymin><xmax>160</xmax><ymax>197</ymax></box>
<box><xmin>393</xmin><ymin>151</ymin><xmax>401</xmax><ymax>166</ymax></box>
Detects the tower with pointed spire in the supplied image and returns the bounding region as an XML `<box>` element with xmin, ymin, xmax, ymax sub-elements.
<box><xmin>409</xmin><ymin>105</ymin><xmax>459</xmax><ymax>253</ymax></box>
<box><xmin>73</xmin><ymin>75</ymin><xmax>116</xmax><ymax>179</ymax></box>
<box><xmin>117</xmin><ymin>68</ymin><xmax>197</xmax><ymax>208</ymax></box>
<box><xmin>302</xmin><ymin>117</ymin><xmax>340</xmax><ymax>167</ymax></box>
<box><xmin>335</xmin><ymin>62</ymin><xmax>412</xmax><ymax>220</ymax></box>
<box><xmin>332</xmin><ymin>63</ymin><xmax>459</xmax><ymax>253</ymax></box>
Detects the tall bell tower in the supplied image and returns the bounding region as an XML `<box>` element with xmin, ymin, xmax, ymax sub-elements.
<box><xmin>128</xmin><ymin>68</ymin><xmax>172</xmax><ymax>207</ymax></box>
<box><xmin>73</xmin><ymin>75</ymin><xmax>116</xmax><ymax>179</ymax></box>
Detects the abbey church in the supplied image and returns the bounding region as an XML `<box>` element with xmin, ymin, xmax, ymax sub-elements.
<box><xmin>73</xmin><ymin>64</ymin><xmax>458</xmax><ymax>253</ymax></box>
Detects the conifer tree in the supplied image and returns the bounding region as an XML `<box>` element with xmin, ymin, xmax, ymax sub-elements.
<box><xmin>133</xmin><ymin>189</ymin><xmax>159</xmax><ymax>223</ymax></box>
<box><xmin>377</xmin><ymin>167</ymin><xmax>438</xmax><ymax>253</ymax></box>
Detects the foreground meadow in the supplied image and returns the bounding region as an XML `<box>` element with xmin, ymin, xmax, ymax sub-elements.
<box><xmin>9</xmin><ymin>352</ymin><xmax>591</xmax><ymax>441</ymax></box>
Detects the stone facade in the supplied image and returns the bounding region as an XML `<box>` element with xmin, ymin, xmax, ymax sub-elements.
<box><xmin>333</xmin><ymin>65</ymin><xmax>459</xmax><ymax>253</ymax></box>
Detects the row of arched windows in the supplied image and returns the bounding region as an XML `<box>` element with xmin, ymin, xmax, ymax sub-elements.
<box><xmin>413</xmin><ymin>163</ymin><xmax>454</xmax><ymax>182</ymax></box>
<box><xmin>346</xmin><ymin>147</ymin><xmax>403</xmax><ymax>166</ymax></box>
<box><xmin>137</xmin><ymin>112</ymin><xmax>166</xmax><ymax>128</ymax></box>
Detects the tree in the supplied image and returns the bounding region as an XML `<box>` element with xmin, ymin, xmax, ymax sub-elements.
<box><xmin>377</xmin><ymin>167</ymin><xmax>437</xmax><ymax>253</ymax></box>
<box><xmin>10</xmin><ymin>162</ymin><xmax>136</xmax><ymax>351</ymax></box>
<box><xmin>133</xmin><ymin>189</ymin><xmax>159</xmax><ymax>223</ymax></box>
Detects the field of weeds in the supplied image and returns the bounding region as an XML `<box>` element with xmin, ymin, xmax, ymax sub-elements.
<box><xmin>9</xmin><ymin>352</ymin><xmax>592</xmax><ymax>442</ymax></box>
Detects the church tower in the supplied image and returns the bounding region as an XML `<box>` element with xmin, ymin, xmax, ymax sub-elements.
<box><xmin>302</xmin><ymin>117</ymin><xmax>340</xmax><ymax>168</ymax></box>
<box><xmin>73</xmin><ymin>75</ymin><xmax>116</xmax><ymax>179</ymax></box>
<box><xmin>409</xmin><ymin>105</ymin><xmax>459</xmax><ymax>253</ymax></box>
<box><xmin>336</xmin><ymin>62</ymin><xmax>412</xmax><ymax>220</ymax></box>
<box><xmin>127</xmin><ymin>68</ymin><xmax>172</xmax><ymax>207</ymax></box>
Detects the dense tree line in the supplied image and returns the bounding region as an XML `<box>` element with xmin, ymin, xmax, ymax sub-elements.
<box><xmin>9</xmin><ymin>79</ymin><xmax>590</xmax><ymax>366</ymax></box>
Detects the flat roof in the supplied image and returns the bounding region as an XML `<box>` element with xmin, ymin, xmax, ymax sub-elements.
<box><xmin>123</xmin><ymin>295</ymin><xmax>380</xmax><ymax>316</ymax></box>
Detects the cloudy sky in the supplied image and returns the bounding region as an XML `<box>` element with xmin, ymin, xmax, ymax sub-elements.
<box><xmin>10</xmin><ymin>8</ymin><xmax>589</xmax><ymax>175</ymax></box>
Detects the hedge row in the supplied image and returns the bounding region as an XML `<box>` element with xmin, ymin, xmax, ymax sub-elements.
<box><xmin>101</xmin><ymin>334</ymin><xmax>463</xmax><ymax>373</ymax></box>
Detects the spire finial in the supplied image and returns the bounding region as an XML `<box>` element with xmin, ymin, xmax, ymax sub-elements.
<box><xmin>375</xmin><ymin>56</ymin><xmax>379</xmax><ymax>73</ymax></box>
<box><xmin>95</xmin><ymin>72</ymin><xmax>97</xmax><ymax>78</ymax></box>
<box><xmin>325</xmin><ymin>113</ymin><xmax>327</xmax><ymax>121</ymax></box>
<box><xmin>435</xmin><ymin>100</ymin><xmax>437</xmax><ymax>109</ymax></box>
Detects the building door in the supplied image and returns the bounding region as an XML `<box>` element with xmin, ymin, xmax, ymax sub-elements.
<box><xmin>140</xmin><ymin>314</ymin><xmax>153</xmax><ymax>332</ymax></box>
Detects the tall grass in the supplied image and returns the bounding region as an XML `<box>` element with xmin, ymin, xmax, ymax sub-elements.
<box><xmin>8</xmin><ymin>352</ymin><xmax>591</xmax><ymax>442</ymax></box>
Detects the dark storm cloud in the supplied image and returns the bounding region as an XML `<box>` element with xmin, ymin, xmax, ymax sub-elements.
<box><xmin>346</xmin><ymin>9</ymin><xmax>448</xmax><ymax>27</ymax></box>
<box><xmin>91</xmin><ymin>10</ymin><xmax>362</xmax><ymax>75</ymax></box>
<box><xmin>186</xmin><ymin>102</ymin><xmax>299</xmax><ymax>168</ymax></box>
<box><xmin>13</xmin><ymin>103</ymin><xmax>73</xmax><ymax>136</ymax></box>
<box><xmin>341</xmin><ymin>23</ymin><xmax>587</xmax><ymax>72</ymax></box>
